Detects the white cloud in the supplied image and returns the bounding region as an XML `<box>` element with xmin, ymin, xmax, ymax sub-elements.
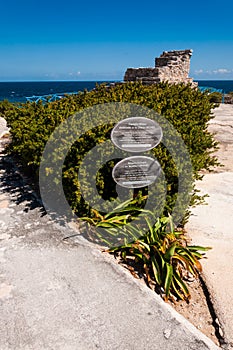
<box><xmin>212</xmin><ymin>68</ymin><xmax>231</xmax><ymax>74</ymax></box>
<box><xmin>68</xmin><ymin>71</ymin><xmax>81</xmax><ymax>77</ymax></box>
<box><xmin>68</xmin><ymin>71</ymin><xmax>81</xmax><ymax>78</ymax></box>
<box><xmin>192</xmin><ymin>68</ymin><xmax>233</xmax><ymax>78</ymax></box>
<box><xmin>194</xmin><ymin>69</ymin><xmax>204</xmax><ymax>74</ymax></box>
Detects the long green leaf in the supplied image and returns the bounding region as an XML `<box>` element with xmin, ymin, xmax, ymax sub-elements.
<box><xmin>151</xmin><ymin>255</ymin><xmax>162</xmax><ymax>285</ymax></box>
<box><xmin>177</xmin><ymin>247</ymin><xmax>197</xmax><ymax>264</ymax></box>
<box><xmin>188</xmin><ymin>245</ymin><xmax>212</xmax><ymax>252</ymax></box>
<box><xmin>173</xmin><ymin>254</ymin><xmax>197</xmax><ymax>277</ymax></box>
<box><xmin>139</xmin><ymin>241</ymin><xmax>150</xmax><ymax>252</ymax></box>
<box><xmin>164</xmin><ymin>263</ymin><xmax>173</xmax><ymax>300</ymax></box>
<box><xmin>164</xmin><ymin>242</ymin><xmax>177</xmax><ymax>261</ymax></box>
<box><xmin>173</xmin><ymin>271</ymin><xmax>191</xmax><ymax>300</ymax></box>
<box><xmin>171</xmin><ymin>279</ymin><xmax>185</xmax><ymax>301</ymax></box>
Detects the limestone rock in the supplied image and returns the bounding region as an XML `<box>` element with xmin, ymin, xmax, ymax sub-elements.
<box><xmin>124</xmin><ymin>49</ymin><xmax>197</xmax><ymax>87</ymax></box>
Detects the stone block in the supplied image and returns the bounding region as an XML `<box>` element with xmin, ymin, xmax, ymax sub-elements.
<box><xmin>124</xmin><ymin>49</ymin><xmax>196</xmax><ymax>86</ymax></box>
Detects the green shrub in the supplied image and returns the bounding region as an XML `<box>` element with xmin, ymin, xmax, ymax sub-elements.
<box><xmin>0</xmin><ymin>82</ymin><xmax>220</xmax><ymax>224</ymax></box>
<box><xmin>208</xmin><ymin>91</ymin><xmax>222</xmax><ymax>104</ymax></box>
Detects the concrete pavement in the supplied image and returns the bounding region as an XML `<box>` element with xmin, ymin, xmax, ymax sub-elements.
<box><xmin>186</xmin><ymin>104</ymin><xmax>233</xmax><ymax>350</ymax></box>
<box><xmin>0</xmin><ymin>117</ymin><xmax>221</xmax><ymax>349</ymax></box>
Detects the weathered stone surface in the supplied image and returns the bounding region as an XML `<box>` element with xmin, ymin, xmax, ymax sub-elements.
<box><xmin>186</xmin><ymin>104</ymin><xmax>233</xmax><ymax>349</ymax></box>
<box><xmin>124</xmin><ymin>49</ymin><xmax>197</xmax><ymax>87</ymax></box>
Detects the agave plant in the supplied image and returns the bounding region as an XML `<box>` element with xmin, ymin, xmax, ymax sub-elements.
<box><xmin>81</xmin><ymin>202</ymin><xmax>211</xmax><ymax>302</ymax></box>
<box><xmin>108</xmin><ymin>215</ymin><xmax>211</xmax><ymax>302</ymax></box>
<box><xmin>80</xmin><ymin>196</ymin><xmax>149</xmax><ymax>246</ymax></box>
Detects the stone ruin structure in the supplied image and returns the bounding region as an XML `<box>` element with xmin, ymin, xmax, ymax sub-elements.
<box><xmin>124</xmin><ymin>49</ymin><xmax>197</xmax><ymax>86</ymax></box>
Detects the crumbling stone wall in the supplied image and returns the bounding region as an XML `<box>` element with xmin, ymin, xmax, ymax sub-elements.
<box><xmin>124</xmin><ymin>49</ymin><xmax>197</xmax><ymax>86</ymax></box>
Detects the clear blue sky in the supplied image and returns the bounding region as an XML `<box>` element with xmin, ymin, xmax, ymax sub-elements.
<box><xmin>0</xmin><ymin>0</ymin><xmax>233</xmax><ymax>81</ymax></box>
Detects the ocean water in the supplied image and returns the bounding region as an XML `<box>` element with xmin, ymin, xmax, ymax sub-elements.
<box><xmin>0</xmin><ymin>80</ymin><xmax>233</xmax><ymax>103</ymax></box>
<box><xmin>0</xmin><ymin>81</ymin><xmax>112</xmax><ymax>103</ymax></box>
<box><xmin>194</xmin><ymin>80</ymin><xmax>233</xmax><ymax>93</ymax></box>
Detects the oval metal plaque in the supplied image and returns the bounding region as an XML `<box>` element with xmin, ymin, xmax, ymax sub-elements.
<box><xmin>111</xmin><ymin>117</ymin><xmax>163</xmax><ymax>152</ymax></box>
<box><xmin>112</xmin><ymin>156</ymin><xmax>161</xmax><ymax>189</ymax></box>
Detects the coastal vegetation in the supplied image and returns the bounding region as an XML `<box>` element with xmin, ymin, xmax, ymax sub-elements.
<box><xmin>0</xmin><ymin>82</ymin><xmax>219</xmax><ymax>219</ymax></box>
<box><xmin>208</xmin><ymin>91</ymin><xmax>223</xmax><ymax>104</ymax></box>
<box><xmin>82</xmin><ymin>199</ymin><xmax>211</xmax><ymax>302</ymax></box>
<box><xmin>0</xmin><ymin>81</ymin><xmax>220</xmax><ymax>300</ymax></box>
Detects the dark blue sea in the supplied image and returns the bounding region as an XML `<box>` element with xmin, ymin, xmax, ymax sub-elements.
<box><xmin>0</xmin><ymin>81</ymin><xmax>115</xmax><ymax>103</ymax></box>
<box><xmin>0</xmin><ymin>80</ymin><xmax>232</xmax><ymax>103</ymax></box>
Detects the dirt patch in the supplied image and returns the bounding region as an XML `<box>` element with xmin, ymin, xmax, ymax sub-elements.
<box><xmin>170</xmin><ymin>275</ymin><xmax>220</xmax><ymax>346</ymax></box>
